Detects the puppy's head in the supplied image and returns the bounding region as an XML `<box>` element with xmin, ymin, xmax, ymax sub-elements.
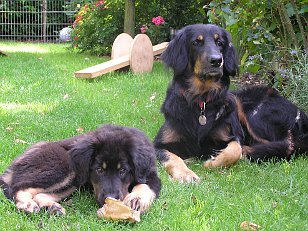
<box><xmin>69</xmin><ymin>125</ymin><xmax>156</xmax><ymax>206</ymax></box>
<box><xmin>162</xmin><ymin>24</ymin><xmax>238</xmax><ymax>95</ymax></box>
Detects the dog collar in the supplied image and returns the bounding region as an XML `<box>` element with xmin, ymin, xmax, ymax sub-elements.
<box><xmin>178</xmin><ymin>88</ymin><xmax>208</xmax><ymax>125</ymax></box>
<box><xmin>198</xmin><ymin>101</ymin><xmax>207</xmax><ymax>125</ymax></box>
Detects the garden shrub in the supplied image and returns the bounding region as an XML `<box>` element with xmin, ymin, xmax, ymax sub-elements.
<box><xmin>279</xmin><ymin>50</ymin><xmax>308</xmax><ymax>111</ymax></box>
<box><xmin>139</xmin><ymin>16</ymin><xmax>169</xmax><ymax>45</ymax></box>
<box><xmin>206</xmin><ymin>0</ymin><xmax>308</xmax><ymax>86</ymax></box>
<box><xmin>71</xmin><ymin>0</ymin><xmax>124</xmax><ymax>55</ymax></box>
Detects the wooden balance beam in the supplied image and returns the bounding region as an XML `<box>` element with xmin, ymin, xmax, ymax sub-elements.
<box><xmin>74</xmin><ymin>33</ymin><xmax>168</xmax><ymax>79</ymax></box>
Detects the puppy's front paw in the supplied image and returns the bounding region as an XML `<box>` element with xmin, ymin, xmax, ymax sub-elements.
<box><xmin>48</xmin><ymin>203</ymin><xmax>66</xmax><ymax>216</ymax></box>
<box><xmin>16</xmin><ymin>201</ymin><xmax>40</xmax><ymax>214</ymax></box>
<box><xmin>123</xmin><ymin>184</ymin><xmax>156</xmax><ymax>213</ymax></box>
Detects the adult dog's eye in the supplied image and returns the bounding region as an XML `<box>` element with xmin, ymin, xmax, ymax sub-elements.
<box><xmin>119</xmin><ymin>168</ymin><xmax>126</xmax><ymax>176</ymax></box>
<box><xmin>217</xmin><ymin>40</ymin><xmax>223</xmax><ymax>46</ymax></box>
<box><xmin>96</xmin><ymin>168</ymin><xmax>104</xmax><ymax>175</ymax></box>
<box><xmin>192</xmin><ymin>40</ymin><xmax>199</xmax><ymax>46</ymax></box>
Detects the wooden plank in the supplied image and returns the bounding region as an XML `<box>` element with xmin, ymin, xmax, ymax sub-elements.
<box><xmin>74</xmin><ymin>55</ymin><xmax>130</xmax><ymax>78</ymax></box>
<box><xmin>0</xmin><ymin>50</ymin><xmax>9</xmax><ymax>56</ymax></box>
<box><xmin>153</xmin><ymin>42</ymin><xmax>168</xmax><ymax>56</ymax></box>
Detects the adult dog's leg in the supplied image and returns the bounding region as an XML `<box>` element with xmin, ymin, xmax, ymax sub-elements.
<box><xmin>154</xmin><ymin>124</ymin><xmax>200</xmax><ymax>183</ymax></box>
<box><xmin>158</xmin><ymin>149</ymin><xmax>200</xmax><ymax>183</ymax></box>
<box><xmin>243</xmin><ymin>140</ymin><xmax>294</xmax><ymax>161</ymax></box>
<box><xmin>204</xmin><ymin>141</ymin><xmax>242</xmax><ymax>168</ymax></box>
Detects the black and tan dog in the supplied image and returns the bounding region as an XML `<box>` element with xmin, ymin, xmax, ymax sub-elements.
<box><xmin>0</xmin><ymin>124</ymin><xmax>161</xmax><ymax>214</ymax></box>
<box><xmin>154</xmin><ymin>24</ymin><xmax>308</xmax><ymax>182</ymax></box>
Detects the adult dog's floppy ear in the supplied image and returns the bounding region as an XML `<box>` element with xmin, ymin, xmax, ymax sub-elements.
<box><xmin>222</xmin><ymin>29</ymin><xmax>238</xmax><ymax>77</ymax></box>
<box><xmin>69</xmin><ymin>136</ymin><xmax>98</xmax><ymax>185</ymax></box>
<box><xmin>128</xmin><ymin>144</ymin><xmax>156</xmax><ymax>184</ymax></box>
<box><xmin>161</xmin><ymin>28</ymin><xmax>189</xmax><ymax>75</ymax></box>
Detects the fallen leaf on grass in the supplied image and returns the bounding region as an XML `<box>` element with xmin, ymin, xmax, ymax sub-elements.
<box><xmin>63</xmin><ymin>94</ymin><xmax>69</xmax><ymax>99</ymax></box>
<box><xmin>76</xmin><ymin>127</ymin><xmax>84</xmax><ymax>133</ymax></box>
<box><xmin>149</xmin><ymin>92</ymin><xmax>157</xmax><ymax>102</ymax></box>
<box><xmin>240</xmin><ymin>221</ymin><xmax>261</xmax><ymax>230</ymax></box>
<box><xmin>14</xmin><ymin>138</ymin><xmax>28</xmax><ymax>144</ymax></box>
<box><xmin>6</xmin><ymin>127</ymin><xmax>13</xmax><ymax>132</ymax></box>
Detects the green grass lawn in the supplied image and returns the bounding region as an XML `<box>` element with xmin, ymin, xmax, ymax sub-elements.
<box><xmin>0</xmin><ymin>42</ymin><xmax>307</xmax><ymax>230</ymax></box>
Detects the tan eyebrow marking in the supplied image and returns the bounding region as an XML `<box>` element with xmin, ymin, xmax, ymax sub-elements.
<box><xmin>197</xmin><ymin>35</ymin><xmax>203</xmax><ymax>41</ymax></box>
<box><xmin>214</xmin><ymin>34</ymin><xmax>219</xmax><ymax>40</ymax></box>
<box><xmin>117</xmin><ymin>163</ymin><xmax>121</xmax><ymax>170</ymax></box>
<box><xmin>102</xmin><ymin>162</ymin><xmax>107</xmax><ymax>170</ymax></box>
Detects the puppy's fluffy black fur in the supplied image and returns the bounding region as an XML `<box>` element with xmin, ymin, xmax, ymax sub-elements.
<box><xmin>154</xmin><ymin>24</ymin><xmax>308</xmax><ymax>182</ymax></box>
<box><xmin>0</xmin><ymin>124</ymin><xmax>161</xmax><ymax>214</ymax></box>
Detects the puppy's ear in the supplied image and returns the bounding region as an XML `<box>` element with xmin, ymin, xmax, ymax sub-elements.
<box><xmin>69</xmin><ymin>137</ymin><xmax>97</xmax><ymax>185</ymax></box>
<box><xmin>161</xmin><ymin>28</ymin><xmax>189</xmax><ymax>75</ymax></box>
<box><xmin>222</xmin><ymin>30</ymin><xmax>239</xmax><ymax>76</ymax></box>
<box><xmin>129</xmin><ymin>145</ymin><xmax>156</xmax><ymax>184</ymax></box>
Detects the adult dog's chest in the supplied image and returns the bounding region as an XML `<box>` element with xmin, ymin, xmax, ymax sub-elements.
<box><xmin>163</xmin><ymin>93</ymin><xmax>232</xmax><ymax>142</ymax></box>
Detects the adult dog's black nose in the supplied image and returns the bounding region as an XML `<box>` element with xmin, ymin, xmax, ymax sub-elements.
<box><xmin>209</xmin><ymin>55</ymin><xmax>222</xmax><ymax>67</ymax></box>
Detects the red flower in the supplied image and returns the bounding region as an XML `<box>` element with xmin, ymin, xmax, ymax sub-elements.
<box><xmin>152</xmin><ymin>16</ymin><xmax>165</xmax><ymax>26</ymax></box>
<box><xmin>140</xmin><ymin>25</ymin><xmax>148</xmax><ymax>34</ymax></box>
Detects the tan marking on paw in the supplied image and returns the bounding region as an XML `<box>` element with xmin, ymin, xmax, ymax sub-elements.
<box><xmin>164</xmin><ymin>151</ymin><xmax>200</xmax><ymax>183</ymax></box>
<box><xmin>204</xmin><ymin>141</ymin><xmax>242</xmax><ymax>168</ymax></box>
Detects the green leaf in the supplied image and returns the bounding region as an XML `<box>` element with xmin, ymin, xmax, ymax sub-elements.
<box><xmin>247</xmin><ymin>63</ymin><xmax>260</xmax><ymax>74</ymax></box>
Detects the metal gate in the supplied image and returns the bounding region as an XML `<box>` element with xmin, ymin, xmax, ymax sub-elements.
<box><xmin>0</xmin><ymin>0</ymin><xmax>76</xmax><ymax>42</ymax></box>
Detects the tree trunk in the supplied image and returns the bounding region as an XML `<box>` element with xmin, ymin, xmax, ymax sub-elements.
<box><xmin>277</xmin><ymin>3</ymin><xmax>299</xmax><ymax>48</ymax></box>
<box><xmin>124</xmin><ymin>0</ymin><xmax>135</xmax><ymax>37</ymax></box>
<box><xmin>290</xmin><ymin>0</ymin><xmax>308</xmax><ymax>52</ymax></box>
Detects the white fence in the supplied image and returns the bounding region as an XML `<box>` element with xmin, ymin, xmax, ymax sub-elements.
<box><xmin>0</xmin><ymin>0</ymin><xmax>76</xmax><ymax>42</ymax></box>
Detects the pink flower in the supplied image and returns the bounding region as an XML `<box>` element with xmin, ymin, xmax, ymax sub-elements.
<box><xmin>140</xmin><ymin>25</ymin><xmax>148</xmax><ymax>34</ymax></box>
<box><xmin>95</xmin><ymin>1</ymin><xmax>104</xmax><ymax>7</ymax></box>
<box><xmin>152</xmin><ymin>16</ymin><xmax>165</xmax><ymax>26</ymax></box>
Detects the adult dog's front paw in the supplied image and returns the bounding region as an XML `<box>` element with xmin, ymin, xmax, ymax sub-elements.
<box><xmin>164</xmin><ymin>151</ymin><xmax>200</xmax><ymax>183</ymax></box>
<box><xmin>204</xmin><ymin>141</ymin><xmax>242</xmax><ymax>168</ymax></box>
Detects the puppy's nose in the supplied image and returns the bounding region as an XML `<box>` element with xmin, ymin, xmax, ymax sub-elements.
<box><xmin>104</xmin><ymin>193</ymin><xmax>120</xmax><ymax>202</ymax></box>
<box><xmin>209</xmin><ymin>55</ymin><xmax>222</xmax><ymax>67</ymax></box>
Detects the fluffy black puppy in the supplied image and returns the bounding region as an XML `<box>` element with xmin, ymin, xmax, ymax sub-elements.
<box><xmin>154</xmin><ymin>24</ymin><xmax>308</xmax><ymax>183</ymax></box>
<box><xmin>0</xmin><ymin>124</ymin><xmax>161</xmax><ymax>214</ymax></box>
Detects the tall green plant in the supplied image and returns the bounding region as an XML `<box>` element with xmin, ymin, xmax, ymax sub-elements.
<box><xmin>279</xmin><ymin>50</ymin><xmax>308</xmax><ymax>111</ymax></box>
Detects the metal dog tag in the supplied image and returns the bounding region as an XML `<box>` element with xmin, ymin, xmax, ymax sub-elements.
<box><xmin>199</xmin><ymin>115</ymin><xmax>207</xmax><ymax>125</ymax></box>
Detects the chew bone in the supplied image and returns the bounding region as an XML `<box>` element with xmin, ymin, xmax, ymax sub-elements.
<box><xmin>97</xmin><ymin>197</ymin><xmax>140</xmax><ymax>222</ymax></box>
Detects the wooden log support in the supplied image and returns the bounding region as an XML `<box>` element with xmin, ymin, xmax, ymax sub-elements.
<box><xmin>130</xmin><ymin>34</ymin><xmax>153</xmax><ymax>74</ymax></box>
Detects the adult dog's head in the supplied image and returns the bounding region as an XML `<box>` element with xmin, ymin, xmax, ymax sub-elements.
<box><xmin>162</xmin><ymin>24</ymin><xmax>238</xmax><ymax>96</ymax></box>
<box><xmin>69</xmin><ymin>125</ymin><xmax>157</xmax><ymax>207</ymax></box>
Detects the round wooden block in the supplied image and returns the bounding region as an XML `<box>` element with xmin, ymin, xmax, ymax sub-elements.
<box><xmin>111</xmin><ymin>33</ymin><xmax>133</xmax><ymax>59</ymax></box>
<box><xmin>130</xmin><ymin>34</ymin><xmax>153</xmax><ymax>74</ymax></box>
